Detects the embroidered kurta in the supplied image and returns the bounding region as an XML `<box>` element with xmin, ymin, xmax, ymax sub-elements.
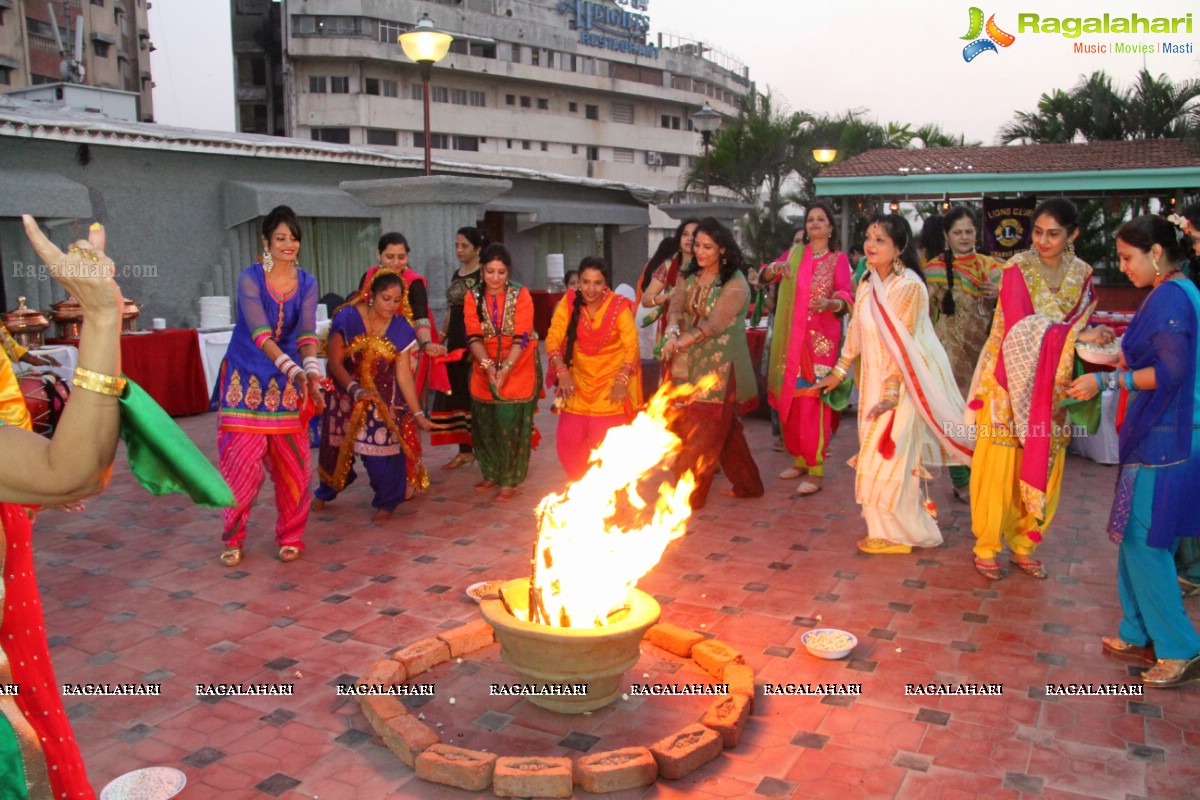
<box><xmin>666</xmin><ymin>271</ymin><xmax>757</xmax><ymax>411</ymax></box>
<box><xmin>545</xmin><ymin>290</ymin><xmax>642</xmax><ymax>415</ymax></box>
<box><xmin>464</xmin><ymin>284</ymin><xmax>539</xmax><ymax>402</ymax></box>
<box><xmin>217</xmin><ymin>264</ymin><xmax>319</xmax><ymax>434</ymax></box>
<box><xmin>926</xmin><ymin>252</ymin><xmax>1003</xmax><ymax>395</ymax></box>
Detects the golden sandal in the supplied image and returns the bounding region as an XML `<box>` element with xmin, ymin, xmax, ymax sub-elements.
<box><xmin>219</xmin><ymin>547</ymin><xmax>242</xmax><ymax>567</ymax></box>
<box><xmin>1009</xmin><ymin>558</ymin><xmax>1047</xmax><ymax>579</ymax></box>
<box><xmin>278</xmin><ymin>545</ymin><xmax>302</xmax><ymax>563</ymax></box>
<box><xmin>443</xmin><ymin>453</ymin><xmax>476</xmax><ymax>470</ymax></box>
<box><xmin>857</xmin><ymin>537</ymin><xmax>912</xmax><ymax>555</ymax></box>
<box><xmin>1142</xmin><ymin>654</ymin><xmax>1200</xmax><ymax>688</ymax></box>
<box><xmin>1101</xmin><ymin>636</ymin><xmax>1156</xmax><ymax>663</ymax></box>
<box><xmin>974</xmin><ymin>558</ymin><xmax>1002</xmax><ymax>581</ymax></box>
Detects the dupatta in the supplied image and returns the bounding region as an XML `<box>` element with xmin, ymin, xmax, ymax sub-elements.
<box><xmin>868</xmin><ymin>270</ymin><xmax>973</xmax><ymax>466</ymax></box>
<box><xmin>767</xmin><ymin>244</ymin><xmax>804</xmax><ymax>405</ymax></box>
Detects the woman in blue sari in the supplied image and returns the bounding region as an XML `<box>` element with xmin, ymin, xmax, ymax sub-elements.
<box><xmin>1067</xmin><ymin>214</ymin><xmax>1200</xmax><ymax>688</ymax></box>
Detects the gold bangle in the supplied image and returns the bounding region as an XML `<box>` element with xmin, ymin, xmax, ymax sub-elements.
<box><xmin>72</xmin><ymin>367</ymin><xmax>126</xmax><ymax>397</ymax></box>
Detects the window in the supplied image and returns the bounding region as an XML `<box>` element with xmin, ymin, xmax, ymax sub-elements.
<box><xmin>510</xmin><ymin>44</ymin><xmax>521</xmax><ymax>63</ymax></box>
<box><xmin>330</xmin><ymin>76</ymin><xmax>349</xmax><ymax>94</ymax></box>
<box><xmin>522</xmin><ymin>141</ymin><xmax>531</xmax><ymax>151</ymax></box>
<box><xmin>309</xmin><ymin>76</ymin><xmax>327</xmax><ymax>93</ymax></box>
<box><xmin>366</xmin><ymin>128</ymin><xmax>398</xmax><ymax>146</ymax></box>
<box><xmin>661</xmin><ymin>153</ymin><xmax>682</xmax><ymax>167</ymax></box>
<box><xmin>520</xmin><ymin>96</ymin><xmax>531</xmax><ymax>108</ymax></box>
<box><xmin>431</xmin><ymin>86</ymin><xmax>448</xmax><ymax>103</ymax></box>
<box><xmin>586</xmin><ymin>146</ymin><xmax>599</xmax><ymax>161</ymax></box>
<box><xmin>661</xmin><ymin>115</ymin><xmax>681</xmax><ymax>130</ymax></box>
<box><xmin>540</xmin><ymin>142</ymin><xmax>548</xmax><ymax>152</ymax></box>
<box><xmin>91</xmin><ymin>0</ymin><xmax>104</xmax><ymax>5</ymax></box>
<box><xmin>505</xmin><ymin>94</ymin><xmax>515</xmax><ymax>106</ymax></box>
<box><xmin>571</xmin><ymin>144</ymin><xmax>578</xmax><ymax>155</ymax></box>
<box><xmin>93</xmin><ymin>41</ymin><xmax>111</xmax><ymax>58</ymax></box>
<box><xmin>364</xmin><ymin>78</ymin><xmax>380</xmax><ymax>95</ymax></box>
<box><xmin>612</xmin><ymin>102</ymin><xmax>634</xmax><ymax>124</ymax></box>
<box><xmin>454</xmin><ymin>136</ymin><xmax>479</xmax><ymax>151</ymax></box>
<box><xmin>315</xmin><ymin>16</ymin><xmax>360</xmax><ymax>35</ymax></box>
<box><xmin>537</xmin><ymin>98</ymin><xmax>549</xmax><ymax>110</ymax></box>
<box><xmin>613</xmin><ymin>148</ymin><xmax>634</xmax><ymax>163</ymax></box>
<box><xmin>451</xmin><ymin>89</ymin><xmax>467</xmax><ymax>105</ymax></box>
<box><xmin>585</xmin><ymin>104</ymin><xmax>599</xmax><ymax>120</ymax></box>
<box><xmin>378</xmin><ymin>20</ymin><xmax>402</xmax><ymax>44</ymax></box>
<box><xmin>413</xmin><ymin>132</ymin><xmax>448</xmax><ymax>149</ymax></box>
<box><xmin>382</xmin><ymin>79</ymin><xmax>398</xmax><ymax>97</ymax></box>
<box><xmin>506</xmin><ymin>139</ymin><xmax>513</xmax><ymax>149</ymax></box>
<box><xmin>568</xmin><ymin>102</ymin><xmax>577</xmax><ymax>113</ymax></box>
<box><xmin>0</xmin><ymin>68</ymin><xmax>10</xmax><ymax>86</ymax></box>
<box><xmin>311</xmin><ymin>128</ymin><xmax>351</xmax><ymax>144</ymax></box>
<box><xmin>531</xmin><ymin>49</ymin><xmax>539</xmax><ymax>66</ymax></box>
<box><xmin>468</xmin><ymin>91</ymin><xmax>486</xmax><ymax>107</ymax></box>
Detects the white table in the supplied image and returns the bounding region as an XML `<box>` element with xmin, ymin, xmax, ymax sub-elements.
<box><xmin>198</xmin><ymin>326</ymin><xmax>329</xmax><ymax>395</ymax></box>
<box><xmin>1069</xmin><ymin>388</ymin><xmax>1119</xmax><ymax>465</ymax></box>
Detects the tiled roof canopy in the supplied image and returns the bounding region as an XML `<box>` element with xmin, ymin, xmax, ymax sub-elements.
<box><xmin>820</xmin><ymin>139</ymin><xmax>1200</xmax><ymax>178</ymax></box>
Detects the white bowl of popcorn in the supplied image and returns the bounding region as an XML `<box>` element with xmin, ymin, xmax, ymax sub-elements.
<box><xmin>801</xmin><ymin>628</ymin><xmax>858</xmax><ymax>660</ymax></box>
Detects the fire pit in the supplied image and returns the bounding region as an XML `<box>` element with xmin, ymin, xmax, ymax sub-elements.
<box><xmin>479</xmin><ymin>578</ymin><xmax>660</xmax><ymax>713</ymax></box>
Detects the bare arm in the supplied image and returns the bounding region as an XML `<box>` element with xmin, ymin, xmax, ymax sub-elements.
<box><xmin>0</xmin><ymin>217</ymin><xmax>123</xmax><ymax>505</ymax></box>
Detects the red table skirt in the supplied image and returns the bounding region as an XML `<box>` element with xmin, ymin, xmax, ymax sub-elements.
<box><xmin>530</xmin><ymin>290</ymin><xmax>565</xmax><ymax>340</ymax></box>
<box><xmin>47</xmin><ymin>329</ymin><xmax>210</xmax><ymax>417</ymax></box>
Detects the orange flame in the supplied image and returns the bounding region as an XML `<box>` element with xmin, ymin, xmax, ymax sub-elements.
<box><xmin>528</xmin><ymin>377</ymin><xmax>716</xmax><ymax>628</ymax></box>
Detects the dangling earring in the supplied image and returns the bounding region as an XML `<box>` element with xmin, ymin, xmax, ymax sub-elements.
<box><xmin>1065</xmin><ymin>243</ymin><xmax>1076</xmax><ymax>261</ymax></box>
<box><xmin>892</xmin><ymin>257</ymin><xmax>903</xmax><ymax>275</ymax></box>
<box><xmin>262</xmin><ymin>249</ymin><xmax>274</xmax><ymax>273</ymax></box>
<box><xmin>1152</xmin><ymin>255</ymin><xmax>1162</xmax><ymax>276</ymax></box>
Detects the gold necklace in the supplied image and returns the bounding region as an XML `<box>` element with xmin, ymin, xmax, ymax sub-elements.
<box><xmin>810</xmin><ymin>247</ymin><xmax>830</xmax><ymax>259</ymax></box>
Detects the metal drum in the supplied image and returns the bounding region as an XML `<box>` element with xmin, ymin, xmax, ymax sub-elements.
<box><xmin>19</xmin><ymin>372</ymin><xmax>71</xmax><ymax>436</ymax></box>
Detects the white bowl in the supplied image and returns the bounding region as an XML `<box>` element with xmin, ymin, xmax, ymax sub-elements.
<box><xmin>100</xmin><ymin>767</ymin><xmax>186</xmax><ymax>800</ymax></box>
<box><xmin>801</xmin><ymin>628</ymin><xmax>858</xmax><ymax>660</ymax></box>
<box><xmin>1076</xmin><ymin>336</ymin><xmax>1122</xmax><ymax>366</ymax></box>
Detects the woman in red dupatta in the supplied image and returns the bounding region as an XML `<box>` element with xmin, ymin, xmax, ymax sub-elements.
<box><xmin>2</xmin><ymin>217</ymin><xmax>124</xmax><ymax>800</ymax></box>
<box><xmin>762</xmin><ymin>202</ymin><xmax>854</xmax><ymax>495</ymax></box>
<box><xmin>968</xmin><ymin>199</ymin><xmax>1114</xmax><ymax>580</ymax></box>
<box><xmin>641</xmin><ymin>219</ymin><xmax>698</xmax><ymax>385</ymax></box>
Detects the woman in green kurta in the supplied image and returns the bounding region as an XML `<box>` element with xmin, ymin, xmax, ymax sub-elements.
<box><xmin>662</xmin><ymin>217</ymin><xmax>764</xmax><ymax>510</ymax></box>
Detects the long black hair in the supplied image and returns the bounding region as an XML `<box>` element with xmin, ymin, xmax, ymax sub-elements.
<box><xmin>564</xmin><ymin>257</ymin><xmax>611</xmax><ymax>367</ymax></box>
<box><xmin>803</xmin><ymin>201</ymin><xmax>840</xmax><ymax>250</ymax></box>
<box><xmin>866</xmin><ymin>213</ymin><xmax>923</xmax><ymax>282</ymax></box>
<box><xmin>641</xmin><ymin>236</ymin><xmax>677</xmax><ymax>293</ymax></box>
<box><xmin>1116</xmin><ymin>215</ymin><xmax>1188</xmax><ymax>267</ymax></box>
<box><xmin>936</xmin><ymin>206</ymin><xmax>976</xmax><ymax>317</ymax></box>
<box><xmin>683</xmin><ymin>217</ymin><xmax>745</xmax><ymax>285</ymax></box>
<box><xmin>917</xmin><ymin>214</ymin><xmax>944</xmax><ymax>264</ymax></box>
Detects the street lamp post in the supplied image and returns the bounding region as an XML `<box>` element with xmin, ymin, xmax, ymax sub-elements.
<box><xmin>399</xmin><ymin>13</ymin><xmax>453</xmax><ymax>176</ymax></box>
<box><xmin>691</xmin><ymin>102</ymin><xmax>722</xmax><ymax>201</ymax></box>
<box><xmin>812</xmin><ymin>147</ymin><xmax>838</xmax><ymax>164</ymax></box>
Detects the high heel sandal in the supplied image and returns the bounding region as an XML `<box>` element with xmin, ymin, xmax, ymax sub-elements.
<box><xmin>278</xmin><ymin>546</ymin><xmax>302</xmax><ymax>563</ymax></box>
<box><xmin>1009</xmin><ymin>558</ymin><xmax>1047</xmax><ymax>579</ymax></box>
<box><xmin>443</xmin><ymin>453</ymin><xmax>476</xmax><ymax>470</ymax></box>
<box><xmin>1142</xmin><ymin>654</ymin><xmax>1200</xmax><ymax>688</ymax></box>
<box><xmin>1101</xmin><ymin>636</ymin><xmax>1156</xmax><ymax>664</ymax></box>
<box><xmin>219</xmin><ymin>547</ymin><xmax>242</xmax><ymax>567</ymax></box>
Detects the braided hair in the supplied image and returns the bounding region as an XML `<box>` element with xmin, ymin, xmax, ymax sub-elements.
<box><xmin>937</xmin><ymin>206</ymin><xmax>977</xmax><ymax>317</ymax></box>
<box><xmin>564</xmin><ymin>257</ymin><xmax>611</xmax><ymax>367</ymax></box>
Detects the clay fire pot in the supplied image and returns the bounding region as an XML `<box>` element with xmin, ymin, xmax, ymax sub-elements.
<box><xmin>51</xmin><ymin>297</ymin><xmax>83</xmax><ymax>340</ymax></box>
<box><xmin>479</xmin><ymin>577</ymin><xmax>661</xmax><ymax>713</ymax></box>
<box><xmin>5</xmin><ymin>297</ymin><xmax>50</xmax><ymax>348</ymax></box>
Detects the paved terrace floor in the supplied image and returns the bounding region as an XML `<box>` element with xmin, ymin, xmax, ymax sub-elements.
<box><xmin>29</xmin><ymin>407</ymin><xmax>1200</xmax><ymax>800</ymax></box>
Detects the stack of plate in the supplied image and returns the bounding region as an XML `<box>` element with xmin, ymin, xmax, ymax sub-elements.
<box><xmin>199</xmin><ymin>296</ymin><xmax>231</xmax><ymax>329</ymax></box>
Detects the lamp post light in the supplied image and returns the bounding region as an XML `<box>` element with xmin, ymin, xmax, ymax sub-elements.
<box><xmin>812</xmin><ymin>147</ymin><xmax>838</xmax><ymax>164</ymax></box>
<box><xmin>399</xmin><ymin>13</ymin><xmax>453</xmax><ymax>176</ymax></box>
<box><xmin>691</xmin><ymin>101</ymin><xmax>722</xmax><ymax>201</ymax></box>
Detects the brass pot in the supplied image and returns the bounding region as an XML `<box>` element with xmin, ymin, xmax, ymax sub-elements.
<box><xmin>52</xmin><ymin>297</ymin><xmax>83</xmax><ymax>340</ymax></box>
<box><xmin>6</xmin><ymin>297</ymin><xmax>50</xmax><ymax>348</ymax></box>
<box><xmin>121</xmin><ymin>296</ymin><xmax>140</xmax><ymax>333</ymax></box>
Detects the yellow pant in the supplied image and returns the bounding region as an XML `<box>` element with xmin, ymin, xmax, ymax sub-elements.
<box><xmin>970</xmin><ymin>398</ymin><xmax>1066</xmax><ymax>560</ymax></box>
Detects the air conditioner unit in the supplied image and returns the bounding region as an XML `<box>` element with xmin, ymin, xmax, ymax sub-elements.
<box><xmin>645</xmin><ymin>151</ymin><xmax>663</xmax><ymax>166</ymax></box>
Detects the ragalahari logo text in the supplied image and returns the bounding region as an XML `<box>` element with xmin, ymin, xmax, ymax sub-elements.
<box><xmin>962</xmin><ymin>7</ymin><xmax>1016</xmax><ymax>61</ymax></box>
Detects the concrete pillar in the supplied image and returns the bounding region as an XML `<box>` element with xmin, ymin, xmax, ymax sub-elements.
<box><xmin>339</xmin><ymin>176</ymin><xmax>512</xmax><ymax>316</ymax></box>
<box><xmin>659</xmin><ymin>202</ymin><xmax>752</xmax><ymax>229</ymax></box>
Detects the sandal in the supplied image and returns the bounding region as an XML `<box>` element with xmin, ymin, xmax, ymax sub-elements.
<box><xmin>494</xmin><ymin>487</ymin><xmax>521</xmax><ymax>503</ymax></box>
<box><xmin>778</xmin><ymin>467</ymin><xmax>803</xmax><ymax>480</ymax></box>
<box><xmin>278</xmin><ymin>546</ymin><xmax>302</xmax><ymax>563</ymax></box>
<box><xmin>219</xmin><ymin>547</ymin><xmax>243</xmax><ymax>567</ymax></box>
<box><xmin>1142</xmin><ymin>654</ymin><xmax>1200</xmax><ymax>688</ymax></box>
<box><xmin>973</xmin><ymin>558</ymin><xmax>1003</xmax><ymax>581</ymax></box>
<box><xmin>1101</xmin><ymin>636</ymin><xmax>1156</xmax><ymax>664</ymax></box>
<box><xmin>474</xmin><ymin>479</ymin><xmax>498</xmax><ymax>492</ymax></box>
<box><xmin>857</xmin><ymin>537</ymin><xmax>912</xmax><ymax>555</ymax></box>
<box><xmin>1009</xmin><ymin>558</ymin><xmax>1048</xmax><ymax>579</ymax></box>
<box><xmin>952</xmin><ymin>486</ymin><xmax>970</xmax><ymax>505</ymax></box>
<box><xmin>1180</xmin><ymin>577</ymin><xmax>1200</xmax><ymax>598</ymax></box>
<box><xmin>443</xmin><ymin>453</ymin><xmax>476</xmax><ymax>470</ymax></box>
<box><xmin>795</xmin><ymin>481</ymin><xmax>821</xmax><ymax>496</ymax></box>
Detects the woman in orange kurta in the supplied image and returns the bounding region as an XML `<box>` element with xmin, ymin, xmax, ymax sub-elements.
<box><xmin>546</xmin><ymin>257</ymin><xmax>642</xmax><ymax>480</ymax></box>
<box><xmin>464</xmin><ymin>244</ymin><xmax>540</xmax><ymax>502</ymax></box>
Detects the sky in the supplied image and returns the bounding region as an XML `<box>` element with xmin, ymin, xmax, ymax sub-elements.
<box><xmin>149</xmin><ymin>0</ymin><xmax>1200</xmax><ymax>144</ymax></box>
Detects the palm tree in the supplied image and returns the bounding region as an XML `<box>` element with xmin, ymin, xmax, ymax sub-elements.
<box><xmin>1126</xmin><ymin>69</ymin><xmax>1200</xmax><ymax>139</ymax></box>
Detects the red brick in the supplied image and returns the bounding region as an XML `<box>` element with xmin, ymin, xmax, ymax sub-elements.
<box><xmin>649</xmin><ymin>723</ymin><xmax>723</xmax><ymax>780</ymax></box>
<box><xmin>357</xmin><ymin>658</ymin><xmax>405</xmax><ymax>688</ymax></box>
<box><xmin>702</xmin><ymin>693</ymin><xmax>751</xmax><ymax>748</ymax></box>
<box><xmin>379</xmin><ymin>714</ymin><xmax>440</xmax><ymax>768</ymax></box>
<box><xmin>358</xmin><ymin>693</ymin><xmax>406</xmax><ymax>733</ymax></box>
<box><xmin>645</xmin><ymin>622</ymin><xmax>705</xmax><ymax>658</ymax></box>
<box><xmin>493</xmin><ymin>757</ymin><xmax>574</xmax><ymax>798</ymax></box>
<box><xmin>415</xmin><ymin>743</ymin><xmax>497</xmax><ymax>792</ymax></box>
<box><xmin>574</xmin><ymin>747</ymin><xmax>657</xmax><ymax>793</ymax></box>
<box><xmin>691</xmin><ymin>639</ymin><xmax>744</xmax><ymax>679</ymax></box>
<box><xmin>722</xmin><ymin>663</ymin><xmax>755</xmax><ymax>711</ymax></box>
<box><xmin>435</xmin><ymin>618</ymin><xmax>494</xmax><ymax>658</ymax></box>
<box><xmin>391</xmin><ymin>636</ymin><xmax>450</xmax><ymax>678</ymax></box>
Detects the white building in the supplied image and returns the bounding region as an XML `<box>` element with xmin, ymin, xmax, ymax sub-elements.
<box><xmin>232</xmin><ymin>0</ymin><xmax>753</xmax><ymax>237</ymax></box>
